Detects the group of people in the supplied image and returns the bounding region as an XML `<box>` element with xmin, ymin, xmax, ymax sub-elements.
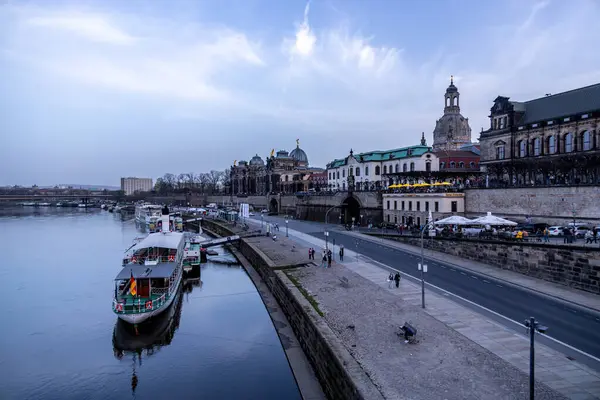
<box><xmin>388</xmin><ymin>272</ymin><xmax>401</xmax><ymax>288</ymax></box>
<box><xmin>308</xmin><ymin>245</ymin><xmax>345</xmax><ymax>268</ymax></box>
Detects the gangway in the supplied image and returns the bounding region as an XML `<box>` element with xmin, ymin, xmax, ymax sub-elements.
<box><xmin>192</xmin><ymin>235</ymin><xmax>241</xmax><ymax>248</ymax></box>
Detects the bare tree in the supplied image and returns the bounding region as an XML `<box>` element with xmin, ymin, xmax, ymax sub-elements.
<box><xmin>206</xmin><ymin>170</ymin><xmax>223</xmax><ymax>193</ymax></box>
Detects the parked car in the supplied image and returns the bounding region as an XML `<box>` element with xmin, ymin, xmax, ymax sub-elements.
<box><xmin>575</xmin><ymin>226</ymin><xmax>592</xmax><ymax>238</ymax></box>
<box><xmin>260</xmin><ymin>209</ymin><xmax>268</xmax><ymax>213</ymax></box>
<box><xmin>547</xmin><ymin>226</ymin><xmax>565</xmax><ymax>236</ymax></box>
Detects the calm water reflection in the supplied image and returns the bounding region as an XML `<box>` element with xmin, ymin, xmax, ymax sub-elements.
<box><xmin>0</xmin><ymin>208</ymin><xmax>301</xmax><ymax>400</ymax></box>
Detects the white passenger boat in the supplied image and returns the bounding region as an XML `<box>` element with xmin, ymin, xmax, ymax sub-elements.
<box><xmin>135</xmin><ymin>203</ymin><xmax>163</xmax><ymax>225</ymax></box>
<box><xmin>113</xmin><ymin>208</ymin><xmax>185</xmax><ymax>326</ymax></box>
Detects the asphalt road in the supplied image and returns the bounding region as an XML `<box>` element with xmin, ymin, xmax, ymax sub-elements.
<box><xmin>261</xmin><ymin>216</ymin><xmax>600</xmax><ymax>359</ymax></box>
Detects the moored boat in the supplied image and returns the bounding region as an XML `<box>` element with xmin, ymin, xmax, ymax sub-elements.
<box><xmin>113</xmin><ymin>208</ymin><xmax>185</xmax><ymax>326</ymax></box>
<box><xmin>135</xmin><ymin>203</ymin><xmax>163</xmax><ymax>225</ymax></box>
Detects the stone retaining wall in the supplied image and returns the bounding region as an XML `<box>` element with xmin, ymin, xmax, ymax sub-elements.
<box><xmin>371</xmin><ymin>234</ymin><xmax>600</xmax><ymax>294</ymax></box>
<box><xmin>201</xmin><ymin>218</ymin><xmax>383</xmax><ymax>400</ymax></box>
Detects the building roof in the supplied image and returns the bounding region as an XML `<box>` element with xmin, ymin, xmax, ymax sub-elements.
<box><xmin>115</xmin><ymin>263</ymin><xmax>177</xmax><ymax>280</ymax></box>
<box><xmin>132</xmin><ymin>232</ymin><xmax>184</xmax><ymax>251</ymax></box>
<box><xmin>327</xmin><ymin>145</ymin><xmax>432</xmax><ymax>169</ymax></box>
<box><xmin>519</xmin><ymin>83</ymin><xmax>600</xmax><ymax>125</ymax></box>
<box><xmin>437</xmin><ymin>151</ymin><xmax>481</xmax><ymax>159</ymax></box>
<box><xmin>290</xmin><ymin>146</ymin><xmax>309</xmax><ymax>164</ymax></box>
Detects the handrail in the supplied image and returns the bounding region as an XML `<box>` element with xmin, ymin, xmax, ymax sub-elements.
<box><xmin>113</xmin><ymin>291</ymin><xmax>168</xmax><ymax>314</ymax></box>
<box><xmin>124</xmin><ymin>254</ymin><xmax>179</xmax><ymax>265</ymax></box>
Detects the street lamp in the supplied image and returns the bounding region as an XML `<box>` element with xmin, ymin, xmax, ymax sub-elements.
<box><xmin>524</xmin><ymin>317</ymin><xmax>548</xmax><ymax>400</ymax></box>
<box><xmin>419</xmin><ymin>223</ymin><xmax>430</xmax><ymax>308</ymax></box>
<box><xmin>285</xmin><ymin>219</ymin><xmax>289</xmax><ymax>237</ymax></box>
<box><xmin>324</xmin><ymin>231</ymin><xmax>329</xmax><ymax>250</ymax></box>
<box><xmin>261</xmin><ymin>214</ymin><xmax>264</xmax><ymax>230</ymax></box>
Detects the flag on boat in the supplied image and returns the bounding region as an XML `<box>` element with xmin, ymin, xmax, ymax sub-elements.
<box><xmin>129</xmin><ymin>271</ymin><xmax>137</xmax><ymax>296</ymax></box>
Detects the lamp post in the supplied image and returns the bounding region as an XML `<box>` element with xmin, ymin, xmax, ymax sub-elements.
<box><xmin>285</xmin><ymin>219</ymin><xmax>289</xmax><ymax>237</ymax></box>
<box><xmin>324</xmin><ymin>231</ymin><xmax>329</xmax><ymax>250</ymax></box>
<box><xmin>419</xmin><ymin>224</ymin><xmax>428</xmax><ymax>308</ymax></box>
<box><xmin>572</xmin><ymin>203</ymin><xmax>577</xmax><ymax>227</ymax></box>
<box><xmin>261</xmin><ymin>214</ymin><xmax>264</xmax><ymax>230</ymax></box>
<box><xmin>524</xmin><ymin>317</ymin><xmax>548</xmax><ymax>400</ymax></box>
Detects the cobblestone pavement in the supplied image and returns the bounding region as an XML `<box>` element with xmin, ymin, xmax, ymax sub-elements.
<box><xmin>245</xmin><ymin>219</ymin><xmax>600</xmax><ymax>399</ymax></box>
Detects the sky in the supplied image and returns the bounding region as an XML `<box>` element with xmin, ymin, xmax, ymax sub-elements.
<box><xmin>1</xmin><ymin>0</ymin><xmax>600</xmax><ymax>187</ymax></box>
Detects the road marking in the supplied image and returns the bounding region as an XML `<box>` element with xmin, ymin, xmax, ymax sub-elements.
<box><xmin>360</xmin><ymin>255</ymin><xmax>600</xmax><ymax>365</ymax></box>
<box><xmin>471</xmin><ymin>276</ymin><xmax>478</xmax><ymax>280</ymax></box>
<box><xmin>496</xmin><ymin>284</ymin><xmax>503</xmax><ymax>288</ymax></box>
<box><xmin>450</xmin><ymin>268</ymin><xmax>456</xmax><ymax>272</ymax></box>
<box><xmin>460</xmin><ymin>272</ymin><xmax>467</xmax><ymax>276</ymax></box>
<box><xmin>440</xmin><ymin>265</ymin><xmax>447</xmax><ymax>269</ymax></box>
<box><xmin>483</xmin><ymin>280</ymin><xmax>491</xmax><ymax>284</ymax></box>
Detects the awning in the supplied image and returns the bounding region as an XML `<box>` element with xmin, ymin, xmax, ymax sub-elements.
<box><xmin>114</xmin><ymin>263</ymin><xmax>177</xmax><ymax>280</ymax></box>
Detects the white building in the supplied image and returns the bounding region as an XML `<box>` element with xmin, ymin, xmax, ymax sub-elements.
<box><xmin>326</xmin><ymin>143</ymin><xmax>439</xmax><ymax>191</ymax></box>
<box><xmin>382</xmin><ymin>192</ymin><xmax>465</xmax><ymax>226</ymax></box>
<box><xmin>120</xmin><ymin>177</ymin><xmax>153</xmax><ymax>195</ymax></box>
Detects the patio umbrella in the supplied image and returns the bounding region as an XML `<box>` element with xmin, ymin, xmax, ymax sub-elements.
<box><xmin>434</xmin><ymin>215</ymin><xmax>474</xmax><ymax>225</ymax></box>
<box><xmin>471</xmin><ymin>212</ymin><xmax>517</xmax><ymax>226</ymax></box>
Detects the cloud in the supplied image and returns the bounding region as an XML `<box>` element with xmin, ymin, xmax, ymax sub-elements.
<box><xmin>2</xmin><ymin>0</ymin><xmax>600</xmax><ymax>177</ymax></box>
<box><xmin>26</xmin><ymin>13</ymin><xmax>137</xmax><ymax>45</ymax></box>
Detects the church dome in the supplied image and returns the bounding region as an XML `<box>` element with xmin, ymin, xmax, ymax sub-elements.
<box><xmin>290</xmin><ymin>145</ymin><xmax>308</xmax><ymax>165</ymax></box>
<box><xmin>249</xmin><ymin>154</ymin><xmax>264</xmax><ymax>166</ymax></box>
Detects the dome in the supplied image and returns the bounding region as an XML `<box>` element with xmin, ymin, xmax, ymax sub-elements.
<box><xmin>290</xmin><ymin>146</ymin><xmax>308</xmax><ymax>165</ymax></box>
<box><xmin>433</xmin><ymin>114</ymin><xmax>472</xmax><ymax>151</ymax></box>
<box><xmin>249</xmin><ymin>154</ymin><xmax>264</xmax><ymax>166</ymax></box>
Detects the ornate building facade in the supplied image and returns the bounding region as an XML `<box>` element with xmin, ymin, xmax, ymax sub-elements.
<box><xmin>230</xmin><ymin>140</ymin><xmax>323</xmax><ymax>195</ymax></box>
<box><xmin>432</xmin><ymin>77</ymin><xmax>473</xmax><ymax>152</ymax></box>
<box><xmin>479</xmin><ymin>83</ymin><xmax>600</xmax><ymax>187</ymax></box>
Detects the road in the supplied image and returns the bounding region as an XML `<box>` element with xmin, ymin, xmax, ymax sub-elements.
<box><xmin>258</xmin><ymin>215</ymin><xmax>600</xmax><ymax>361</ymax></box>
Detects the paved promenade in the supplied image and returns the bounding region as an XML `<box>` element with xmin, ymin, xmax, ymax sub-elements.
<box><xmin>248</xmin><ymin>219</ymin><xmax>600</xmax><ymax>399</ymax></box>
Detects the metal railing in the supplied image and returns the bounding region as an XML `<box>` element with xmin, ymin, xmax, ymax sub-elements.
<box><xmin>113</xmin><ymin>291</ymin><xmax>168</xmax><ymax>314</ymax></box>
<box><xmin>124</xmin><ymin>255</ymin><xmax>179</xmax><ymax>265</ymax></box>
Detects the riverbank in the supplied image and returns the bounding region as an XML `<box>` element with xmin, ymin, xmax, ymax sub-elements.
<box><xmin>200</xmin><ymin>218</ymin><xmax>567</xmax><ymax>399</ymax></box>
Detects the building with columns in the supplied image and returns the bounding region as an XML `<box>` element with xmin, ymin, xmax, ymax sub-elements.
<box><xmin>230</xmin><ymin>140</ymin><xmax>324</xmax><ymax>195</ymax></box>
<box><xmin>479</xmin><ymin>83</ymin><xmax>600</xmax><ymax>187</ymax></box>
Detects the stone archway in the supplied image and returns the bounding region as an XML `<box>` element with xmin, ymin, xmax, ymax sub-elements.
<box><xmin>341</xmin><ymin>196</ymin><xmax>361</xmax><ymax>225</ymax></box>
<box><xmin>269</xmin><ymin>198</ymin><xmax>279</xmax><ymax>214</ymax></box>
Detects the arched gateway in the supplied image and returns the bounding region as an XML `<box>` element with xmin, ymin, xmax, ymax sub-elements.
<box><xmin>340</xmin><ymin>196</ymin><xmax>361</xmax><ymax>225</ymax></box>
<box><xmin>269</xmin><ymin>198</ymin><xmax>279</xmax><ymax>214</ymax></box>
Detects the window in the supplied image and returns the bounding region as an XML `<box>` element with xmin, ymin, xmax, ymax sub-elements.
<box><xmin>336</xmin><ymin>171</ymin><xmax>340</xmax><ymax>179</ymax></box>
<box><xmin>387</xmin><ymin>214</ymin><xmax>390</xmax><ymax>222</ymax></box>
<box><xmin>451</xmin><ymin>201</ymin><xmax>458</xmax><ymax>213</ymax></box>
<box><xmin>503</xmin><ymin>116</ymin><xmax>507</xmax><ymax>128</ymax></box>
<box><xmin>394</xmin><ymin>201</ymin><xmax>397</xmax><ymax>210</ymax></box>
<box><xmin>375</xmin><ymin>166</ymin><xmax>380</xmax><ymax>175</ymax></box>
<box><xmin>355</xmin><ymin>167</ymin><xmax>360</xmax><ymax>176</ymax></box>
<box><xmin>469</xmin><ymin>161</ymin><xmax>475</xmax><ymax>168</ymax></box>
<box><xmin>533</xmin><ymin>138</ymin><xmax>541</xmax><ymax>156</ymax></box>
<box><xmin>547</xmin><ymin>136</ymin><xmax>556</xmax><ymax>154</ymax></box>
<box><xmin>417</xmin><ymin>202</ymin><xmax>420</xmax><ymax>211</ymax></box>
<box><xmin>450</xmin><ymin>161</ymin><xmax>456</xmax><ymax>168</ymax></box>
<box><xmin>395</xmin><ymin>164</ymin><xmax>399</xmax><ymax>173</ymax></box>
<box><xmin>496</xmin><ymin>145</ymin><xmax>505</xmax><ymax>160</ymax></box>
<box><xmin>403</xmin><ymin>163</ymin><xmax>407</xmax><ymax>172</ymax></box>
<box><xmin>365</xmin><ymin>166</ymin><xmax>369</xmax><ymax>175</ymax></box>
<box><xmin>328</xmin><ymin>172</ymin><xmax>331</xmax><ymax>180</ymax></box>
<box><xmin>425</xmin><ymin>201</ymin><xmax>429</xmax><ymax>211</ymax></box>
<box><xmin>383</xmin><ymin>165</ymin><xmax>387</xmax><ymax>174</ymax></box>
<box><xmin>410</xmin><ymin>162</ymin><xmax>415</xmax><ymax>172</ymax></box>
<box><xmin>583</xmin><ymin>131</ymin><xmax>592</xmax><ymax>151</ymax></box>
<box><xmin>426</xmin><ymin>162</ymin><xmax>431</xmax><ymax>172</ymax></box>
<box><xmin>434</xmin><ymin>201</ymin><xmax>439</xmax><ymax>212</ymax></box>
<box><xmin>459</xmin><ymin>161</ymin><xmax>464</xmax><ymax>168</ymax></box>
<box><xmin>564</xmin><ymin>133</ymin><xmax>573</xmax><ymax>153</ymax></box>
<box><xmin>417</xmin><ymin>217</ymin><xmax>421</xmax><ymax>226</ymax></box>
<box><xmin>402</xmin><ymin>201</ymin><xmax>405</xmax><ymax>210</ymax></box>
<box><xmin>394</xmin><ymin>215</ymin><xmax>397</xmax><ymax>223</ymax></box>
<box><xmin>519</xmin><ymin>140</ymin><xmax>526</xmax><ymax>157</ymax></box>
<box><xmin>387</xmin><ymin>200</ymin><xmax>390</xmax><ymax>209</ymax></box>
<box><xmin>409</xmin><ymin>201</ymin><xmax>412</xmax><ymax>211</ymax></box>
<box><xmin>440</xmin><ymin>162</ymin><xmax>446</xmax><ymax>169</ymax></box>
<box><xmin>342</xmin><ymin>169</ymin><xmax>346</xmax><ymax>178</ymax></box>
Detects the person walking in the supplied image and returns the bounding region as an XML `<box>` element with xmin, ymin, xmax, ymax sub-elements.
<box><xmin>321</xmin><ymin>250</ymin><xmax>327</xmax><ymax>268</ymax></box>
<box><xmin>327</xmin><ymin>252</ymin><xmax>332</xmax><ymax>268</ymax></box>
<box><xmin>308</xmin><ymin>248</ymin><xmax>313</xmax><ymax>260</ymax></box>
<box><xmin>339</xmin><ymin>245</ymin><xmax>344</xmax><ymax>261</ymax></box>
<box><xmin>388</xmin><ymin>273</ymin><xmax>394</xmax><ymax>288</ymax></box>
<box><xmin>394</xmin><ymin>272</ymin><xmax>401</xmax><ymax>288</ymax></box>
<box><xmin>543</xmin><ymin>227</ymin><xmax>550</xmax><ymax>243</ymax></box>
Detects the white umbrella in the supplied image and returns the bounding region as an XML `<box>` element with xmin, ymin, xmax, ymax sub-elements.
<box><xmin>434</xmin><ymin>215</ymin><xmax>473</xmax><ymax>225</ymax></box>
<box><xmin>471</xmin><ymin>212</ymin><xmax>517</xmax><ymax>226</ymax></box>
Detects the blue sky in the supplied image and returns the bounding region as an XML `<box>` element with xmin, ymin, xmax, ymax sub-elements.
<box><xmin>2</xmin><ymin>0</ymin><xmax>599</xmax><ymax>186</ymax></box>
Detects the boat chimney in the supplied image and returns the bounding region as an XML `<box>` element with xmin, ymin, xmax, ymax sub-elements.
<box><xmin>161</xmin><ymin>205</ymin><xmax>170</xmax><ymax>233</ymax></box>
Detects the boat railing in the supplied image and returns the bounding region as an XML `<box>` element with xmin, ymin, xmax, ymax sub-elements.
<box><xmin>124</xmin><ymin>255</ymin><xmax>179</xmax><ymax>265</ymax></box>
<box><xmin>113</xmin><ymin>291</ymin><xmax>168</xmax><ymax>314</ymax></box>
<box><xmin>151</xmin><ymin>287</ymin><xmax>168</xmax><ymax>296</ymax></box>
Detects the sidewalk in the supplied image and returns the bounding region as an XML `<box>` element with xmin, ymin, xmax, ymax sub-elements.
<box><xmin>249</xmin><ymin>220</ymin><xmax>600</xmax><ymax>399</ymax></box>
<box><xmin>343</xmin><ymin>230</ymin><xmax>600</xmax><ymax>314</ymax></box>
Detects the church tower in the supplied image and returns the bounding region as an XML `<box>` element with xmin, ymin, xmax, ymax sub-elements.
<box><xmin>432</xmin><ymin>76</ymin><xmax>472</xmax><ymax>152</ymax></box>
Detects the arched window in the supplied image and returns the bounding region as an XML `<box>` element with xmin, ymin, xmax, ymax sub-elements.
<box><xmin>383</xmin><ymin>165</ymin><xmax>387</xmax><ymax>174</ymax></box>
<box><xmin>410</xmin><ymin>162</ymin><xmax>415</xmax><ymax>172</ymax></box>
<box><xmin>365</xmin><ymin>166</ymin><xmax>369</xmax><ymax>175</ymax></box>
<box><xmin>519</xmin><ymin>140</ymin><xmax>526</xmax><ymax>157</ymax></box>
<box><xmin>469</xmin><ymin>161</ymin><xmax>475</xmax><ymax>168</ymax></box>
<box><xmin>547</xmin><ymin>136</ymin><xmax>556</xmax><ymax>154</ymax></box>
<box><xmin>450</xmin><ymin>161</ymin><xmax>456</xmax><ymax>168</ymax></box>
<box><xmin>496</xmin><ymin>144</ymin><xmax>505</xmax><ymax>160</ymax></box>
<box><xmin>564</xmin><ymin>133</ymin><xmax>573</xmax><ymax>153</ymax></box>
<box><xmin>395</xmin><ymin>163</ymin><xmax>399</xmax><ymax>173</ymax></box>
<box><xmin>355</xmin><ymin>167</ymin><xmax>360</xmax><ymax>176</ymax></box>
<box><xmin>375</xmin><ymin>166</ymin><xmax>380</xmax><ymax>175</ymax></box>
<box><xmin>533</xmin><ymin>138</ymin><xmax>541</xmax><ymax>156</ymax></box>
<box><xmin>440</xmin><ymin>162</ymin><xmax>446</xmax><ymax>169</ymax></box>
<box><xmin>425</xmin><ymin>162</ymin><xmax>431</xmax><ymax>172</ymax></box>
<box><xmin>459</xmin><ymin>161</ymin><xmax>465</xmax><ymax>168</ymax></box>
<box><xmin>336</xmin><ymin>171</ymin><xmax>340</xmax><ymax>179</ymax></box>
<box><xmin>583</xmin><ymin>131</ymin><xmax>592</xmax><ymax>151</ymax></box>
<box><xmin>403</xmin><ymin>163</ymin><xmax>407</xmax><ymax>172</ymax></box>
<box><xmin>285</xmin><ymin>175</ymin><xmax>289</xmax><ymax>182</ymax></box>
<box><xmin>342</xmin><ymin>169</ymin><xmax>346</xmax><ymax>178</ymax></box>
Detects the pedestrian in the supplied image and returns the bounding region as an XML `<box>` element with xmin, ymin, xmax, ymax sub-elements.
<box><xmin>322</xmin><ymin>250</ymin><xmax>327</xmax><ymax>268</ymax></box>
<box><xmin>388</xmin><ymin>273</ymin><xmax>394</xmax><ymax>288</ymax></box>
<box><xmin>327</xmin><ymin>253</ymin><xmax>332</xmax><ymax>268</ymax></box>
<box><xmin>308</xmin><ymin>247</ymin><xmax>313</xmax><ymax>260</ymax></box>
<box><xmin>394</xmin><ymin>272</ymin><xmax>400</xmax><ymax>288</ymax></box>
<box><xmin>543</xmin><ymin>227</ymin><xmax>549</xmax><ymax>243</ymax></box>
<box><xmin>339</xmin><ymin>245</ymin><xmax>344</xmax><ymax>261</ymax></box>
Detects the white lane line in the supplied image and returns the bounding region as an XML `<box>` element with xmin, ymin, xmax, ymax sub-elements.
<box><xmin>361</xmin><ymin>255</ymin><xmax>600</xmax><ymax>365</ymax></box>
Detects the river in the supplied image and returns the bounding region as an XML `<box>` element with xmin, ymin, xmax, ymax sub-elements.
<box><xmin>0</xmin><ymin>207</ymin><xmax>301</xmax><ymax>400</ymax></box>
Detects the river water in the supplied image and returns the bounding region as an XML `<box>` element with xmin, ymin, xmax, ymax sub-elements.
<box><xmin>0</xmin><ymin>207</ymin><xmax>301</xmax><ymax>400</ymax></box>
